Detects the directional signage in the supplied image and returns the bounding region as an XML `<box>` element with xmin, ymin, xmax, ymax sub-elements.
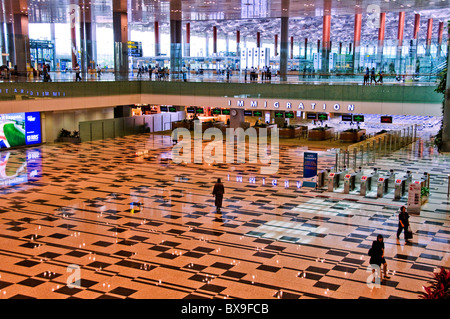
<box><xmin>352</xmin><ymin>115</ymin><xmax>364</xmax><ymax>122</ymax></box>
<box><xmin>186</xmin><ymin>107</ymin><xmax>196</xmax><ymax>113</ymax></box>
<box><xmin>168</xmin><ymin>106</ymin><xmax>177</xmax><ymax>112</ymax></box>
<box><xmin>244</xmin><ymin>110</ymin><xmax>253</xmax><ymax>116</ymax></box>
<box><xmin>303</xmin><ymin>152</ymin><xmax>318</xmax><ymax>179</ymax></box>
<box><xmin>274</xmin><ymin>111</ymin><xmax>285</xmax><ymax>118</ymax></box>
<box><xmin>317</xmin><ymin>113</ymin><xmax>328</xmax><ymax>121</ymax></box>
<box><xmin>221</xmin><ymin>109</ymin><xmax>231</xmax><ymax>115</ymax></box>
<box><xmin>160</xmin><ymin>106</ymin><xmax>168</xmax><ymax>112</ymax></box>
<box><xmin>128</xmin><ymin>41</ymin><xmax>143</xmax><ymax>57</ymax></box>
<box><xmin>253</xmin><ymin>110</ymin><xmax>263</xmax><ymax>117</ymax></box>
<box><xmin>306</xmin><ymin>113</ymin><xmax>317</xmax><ymax>120</ymax></box>
<box><xmin>353</xmin><ymin>115</ymin><xmax>365</xmax><ymax>123</ymax></box>
<box><xmin>285</xmin><ymin>111</ymin><xmax>295</xmax><ymax>119</ymax></box>
<box><xmin>380</xmin><ymin>116</ymin><xmax>392</xmax><ymax>124</ymax></box>
<box><xmin>212</xmin><ymin>108</ymin><xmax>222</xmax><ymax>115</ymax></box>
<box><xmin>341</xmin><ymin>114</ymin><xmax>353</xmax><ymax>121</ymax></box>
<box><xmin>196</xmin><ymin>107</ymin><xmax>204</xmax><ymax>114</ymax></box>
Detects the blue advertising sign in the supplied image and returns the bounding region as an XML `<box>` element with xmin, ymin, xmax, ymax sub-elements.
<box><xmin>25</xmin><ymin>112</ymin><xmax>42</xmax><ymax>145</ymax></box>
<box><xmin>303</xmin><ymin>152</ymin><xmax>318</xmax><ymax>179</ymax></box>
<box><xmin>0</xmin><ymin>112</ymin><xmax>41</xmax><ymax>149</ymax></box>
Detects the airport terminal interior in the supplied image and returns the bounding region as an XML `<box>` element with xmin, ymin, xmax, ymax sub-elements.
<box><xmin>0</xmin><ymin>0</ymin><xmax>449</xmax><ymax>300</ymax></box>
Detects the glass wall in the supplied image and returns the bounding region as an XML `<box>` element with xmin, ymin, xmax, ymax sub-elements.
<box><xmin>1</xmin><ymin>5</ymin><xmax>447</xmax><ymax>82</ymax></box>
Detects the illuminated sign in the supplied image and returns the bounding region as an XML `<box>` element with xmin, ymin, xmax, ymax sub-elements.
<box><xmin>187</xmin><ymin>107</ymin><xmax>196</xmax><ymax>113</ymax></box>
<box><xmin>253</xmin><ymin>110</ymin><xmax>263</xmax><ymax>117</ymax></box>
<box><xmin>380</xmin><ymin>116</ymin><xmax>392</xmax><ymax>123</ymax></box>
<box><xmin>221</xmin><ymin>109</ymin><xmax>231</xmax><ymax>115</ymax></box>
<box><xmin>274</xmin><ymin>111</ymin><xmax>285</xmax><ymax>118</ymax></box>
<box><xmin>160</xmin><ymin>106</ymin><xmax>168</xmax><ymax>112</ymax></box>
<box><xmin>196</xmin><ymin>108</ymin><xmax>204</xmax><ymax>114</ymax></box>
<box><xmin>212</xmin><ymin>108</ymin><xmax>221</xmax><ymax>115</ymax></box>
<box><xmin>227</xmin><ymin>99</ymin><xmax>356</xmax><ymax>112</ymax></box>
<box><xmin>353</xmin><ymin>115</ymin><xmax>365</xmax><ymax>123</ymax></box>
<box><xmin>244</xmin><ymin>110</ymin><xmax>253</xmax><ymax>116</ymax></box>
<box><xmin>285</xmin><ymin>112</ymin><xmax>295</xmax><ymax>119</ymax></box>
<box><xmin>168</xmin><ymin>106</ymin><xmax>177</xmax><ymax>112</ymax></box>
<box><xmin>317</xmin><ymin>113</ymin><xmax>328</xmax><ymax>121</ymax></box>
<box><xmin>342</xmin><ymin>114</ymin><xmax>353</xmax><ymax>121</ymax></box>
<box><xmin>0</xmin><ymin>112</ymin><xmax>41</xmax><ymax>149</ymax></box>
<box><xmin>306</xmin><ymin>113</ymin><xmax>317</xmax><ymax>120</ymax></box>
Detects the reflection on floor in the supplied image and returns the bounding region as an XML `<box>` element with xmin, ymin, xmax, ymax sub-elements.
<box><xmin>0</xmin><ymin>133</ymin><xmax>448</xmax><ymax>299</ymax></box>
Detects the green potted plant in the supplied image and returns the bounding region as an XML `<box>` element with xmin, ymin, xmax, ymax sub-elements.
<box><xmin>421</xmin><ymin>186</ymin><xmax>430</xmax><ymax>204</ymax></box>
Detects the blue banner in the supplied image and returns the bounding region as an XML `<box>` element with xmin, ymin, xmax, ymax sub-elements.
<box><xmin>303</xmin><ymin>152</ymin><xmax>318</xmax><ymax>179</ymax></box>
<box><xmin>25</xmin><ymin>112</ymin><xmax>42</xmax><ymax>145</ymax></box>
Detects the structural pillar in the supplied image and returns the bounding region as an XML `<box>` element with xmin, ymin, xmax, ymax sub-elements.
<box><xmin>442</xmin><ymin>23</ymin><xmax>450</xmax><ymax>152</ymax></box>
<box><xmin>425</xmin><ymin>18</ymin><xmax>433</xmax><ymax>56</ymax></box>
<box><xmin>412</xmin><ymin>13</ymin><xmax>421</xmax><ymax>74</ymax></box>
<box><xmin>154</xmin><ymin>21</ymin><xmax>160</xmax><ymax>56</ymax></box>
<box><xmin>396</xmin><ymin>11</ymin><xmax>405</xmax><ymax>74</ymax></box>
<box><xmin>170</xmin><ymin>0</ymin><xmax>182</xmax><ymax>79</ymax></box>
<box><xmin>112</xmin><ymin>0</ymin><xmax>128</xmax><ymax>80</ymax></box>
<box><xmin>274</xmin><ymin>34</ymin><xmax>278</xmax><ymax>56</ymax></box>
<box><xmin>69</xmin><ymin>1</ymin><xmax>79</xmax><ymax>69</ymax></box>
<box><xmin>377</xmin><ymin>12</ymin><xmax>386</xmax><ymax>68</ymax></box>
<box><xmin>10</xmin><ymin>0</ymin><xmax>31</xmax><ymax>76</ymax></box>
<box><xmin>213</xmin><ymin>26</ymin><xmax>217</xmax><ymax>55</ymax></box>
<box><xmin>184</xmin><ymin>22</ymin><xmax>190</xmax><ymax>57</ymax></box>
<box><xmin>280</xmin><ymin>16</ymin><xmax>289</xmax><ymax>81</ymax></box>
<box><xmin>353</xmin><ymin>13</ymin><xmax>362</xmax><ymax>73</ymax></box>
<box><xmin>437</xmin><ymin>21</ymin><xmax>444</xmax><ymax>57</ymax></box>
<box><xmin>304</xmin><ymin>38</ymin><xmax>307</xmax><ymax>59</ymax></box>
<box><xmin>236</xmin><ymin>30</ymin><xmax>240</xmax><ymax>58</ymax></box>
<box><xmin>290</xmin><ymin>36</ymin><xmax>294</xmax><ymax>60</ymax></box>
<box><xmin>321</xmin><ymin>14</ymin><xmax>331</xmax><ymax>74</ymax></box>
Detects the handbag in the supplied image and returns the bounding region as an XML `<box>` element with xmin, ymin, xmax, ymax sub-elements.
<box><xmin>406</xmin><ymin>225</ymin><xmax>413</xmax><ymax>240</ymax></box>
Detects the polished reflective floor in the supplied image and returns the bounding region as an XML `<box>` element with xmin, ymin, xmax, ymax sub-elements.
<box><xmin>0</xmin><ymin>133</ymin><xmax>448</xmax><ymax>299</ymax></box>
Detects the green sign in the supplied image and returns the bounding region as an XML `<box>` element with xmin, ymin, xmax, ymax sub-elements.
<box><xmin>212</xmin><ymin>108</ymin><xmax>221</xmax><ymax>115</ymax></box>
<box><xmin>253</xmin><ymin>111</ymin><xmax>263</xmax><ymax>117</ymax></box>
<box><xmin>196</xmin><ymin>108</ymin><xmax>204</xmax><ymax>114</ymax></box>
<box><xmin>221</xmin><ymin>109</ymin><xmax>231</xmax><ymax>115</ymax></box>
<box><xmin>285</xmin><ymin>112</ymin><xmax>295</xmax><ymax>118</ymax></box>
<box><xmin>274</xmin><ymin>112</ymin><xmax>285</xmax><ymax>118</ymax></box>
<box><xmin>317</xmin><ymin>113</ymin><xmax>328</xmax><ymax>120</ymax></box>
<box><xmin>353</xmin><ymin>115</ymin><xmax>365</xmax><ymax>122</ymax></box>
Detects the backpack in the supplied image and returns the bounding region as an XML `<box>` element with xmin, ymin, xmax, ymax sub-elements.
<box><xmin>368</xmin><ymin>248</ymin><xmax>373</xmax><ymax>256</ymax></box>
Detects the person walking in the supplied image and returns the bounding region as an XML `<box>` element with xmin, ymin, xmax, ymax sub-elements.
<box><xmin>75</xmin><ymin>63</ymin><xmax>82</xmax><ymax>81</ymax></box>
<box><xmin>370</xmin><ymin>67</ymin><xmax>377</xmax><ymax>84</ymax></box>
<box><xmin>212</xmin><ymin>178</ymin><xmax>225</xmax><ymax>213</ymax></box>
<box><xmin>369</xmin><ymin>234</ymin><xmax>391</xmax><ymax>282</ymax></box>
<box><xmin>397</xmin><ymin>206</ymin><xmax>411</xmax><ymax>242</ymax></box>
<box><xmin>364</xmin><ymin>67</ymin><xmax>369</xmax><ymax>85</ymax></box>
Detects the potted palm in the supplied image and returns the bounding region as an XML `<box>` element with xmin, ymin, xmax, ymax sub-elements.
<box><xmin>421</xmin><ymin>186</ymin><xmax>430</xmax><ymax>204</ymax></box>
